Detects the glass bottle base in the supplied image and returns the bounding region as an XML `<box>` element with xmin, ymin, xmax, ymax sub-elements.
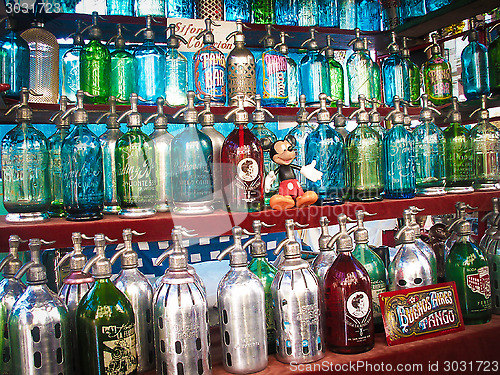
<box><xmin>463</xmin><ymin>314</ymin><xmax>491</xmax><ymax>325</ymax></box>
<box><xmin>6</xmin><ymin>212</ymin><xmax>49</xmax><ymax>223</ymax></box>
<box><xmin>328</xmin><ymin>343</ymin><xmax>374</xmax><ymax>354</ymax></box>
<box><xmin>348</xmin><ymin>189</ymin><xmax>383</xmax><ymax>202</ymax></box>
<box><xmin>66</xmin><ymin>212</ymin><xmax>103</xmax><ymax>221</ymax></box>
<box><xmin>416</xmin><ymin>186</ymin><xmax>446</xmax><ymax>196</ymax></box>
<box><xmin>119</xmin><ymin>208</ymin><xmax>156</xmax><ymax>218</ymax></box>
<box><xmin>155</xmin><ymin>203</ymin><xmax>169</xmax><ymax>213</ymax></box>
<box><xmin>474</xmin><ymin>182</ymin><xmax>500</xmax><ymax>191</ymax></box>
<box><xmin>172</xmin><ymin>201</ymin><xmax>214</xmax><ymax>215</ymax></box>
<box><xmin>49</xmin><ymin>204</ymin><xmax>66</xmax><ymax>218</ymax></box>
<box><xmin>445</xmin><ymin>185</ymin><xmax>474</xmax><ymax>194</ymax></box>
<box><xmin>103</xmin><ymin>205</ymin><xmax>121</xmax><ymax>214</ymax></box>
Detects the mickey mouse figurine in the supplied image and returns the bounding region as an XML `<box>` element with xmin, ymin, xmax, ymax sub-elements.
<box><xmin>262</xmin><ymin>135</ymin><xmax>323</xmax><ymax>210</ymax></box>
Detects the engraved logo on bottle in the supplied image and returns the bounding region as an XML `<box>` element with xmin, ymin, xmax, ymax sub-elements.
<box><xmin>101</xmin><ymin>323</ymin><xmax>138</xmax><ymax>375</ymax></box>
<box><xmin>466</xmin><ymin>266</ymin><xmax>491</xmax><ymax>299</ymax></box>
<box><xmin>237</xmin><ymin>158</ymin><xmax>259</xmax><ymax>182</ymax></box>
<box><xmin>347</xmin><ymin>291</ymin><xmax>370</xmax><ymax>318</ymax></box>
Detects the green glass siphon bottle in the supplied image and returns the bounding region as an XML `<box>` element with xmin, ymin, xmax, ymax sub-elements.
<box><xmin>422</xmin><ymin>34</ymin><xmax>452</xmax><ymax>106</ymax></box>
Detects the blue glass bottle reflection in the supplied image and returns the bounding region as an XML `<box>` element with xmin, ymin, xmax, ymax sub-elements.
<box><xmin>383</xmin><ymin>97</ymin><xmax>416</xmax><ymax>199</ymax></box>
<box><xmin>106</xmin><ymin>0</ymin><xmax>133</xmax><ymax>15</ymax></box>
<box><xmin>276</xmin><ymin>0</ymin><xmax>298</xmax><ymax>25</ymax></box>
<box><xmin>61</xmin><ymin>21</ymin><xmax>84</xmax><ymax>103</ymax></box>
<box><xmin>165</xmin><ymin>25</ymin><xmax>188</xmax><ymax>106</ymax></box>
<box><xmin>305</xmin><ymin>94</ymin><xmax>345</xmax><ymax>204</ymax></box>
<box><xmin>0</xmin><ymin>18</ymin><xmax>29</xmax><ymax>100</ymax></box>
<box><xmin>356</xmin><ymin>0</ymin><xmax>381</xmax><ymax>31</ymax></box>
<box><xmin>318</xmin><ymin>0</ymin><xmax>338</xmax><ymax>27</ymax></box>
<box><xmin>225</xmin><ymin>0</ymin><xmax>251</xmax><ymax>21</ymax></box>
<box><xmin>61</xmin><ymin>90</ymin><xmax>104</xmax><ymax>221</ymax></box>
<box><xmin>133</xmin><ymin>16</ymin><xmax>166</xmax><ymax>105</ymax></box>
<box><xmin>400</xmin><ymin>0</ymin><xmax>425</xmax><ymax>22</ymax></box>
<box><xmin>299</xmin><ymin>28</ymin><xmax>330</xmax><ymax>105</ymax></box>
<box><xmin>425</xmin><ymin>0</ymin><xmax>450</xmax><ymax>12</ymax></box>
<box><xmin>167</xmin><ymin>0</ymin><xmax>194</xmax><ymax>17</ymax></box>
<box><xmin>338</xmin><ymin>0</ymin><xmax>356</xmax><ymax>29</ymax></box>
<box><xmin>461</xmin><ymin>19</ymin><xmax>489</xmax><ymax>101</ymax></box>
<box><xmin>382</xmin><ymin>32</ymin><xmax>411</xmax><ymax>106</ymax></box>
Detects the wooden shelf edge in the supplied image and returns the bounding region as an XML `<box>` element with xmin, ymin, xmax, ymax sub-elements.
<box><xmin>1</xmin><ymin>190</ymin><xmax>498</xmax><ymax>250</ymax></box>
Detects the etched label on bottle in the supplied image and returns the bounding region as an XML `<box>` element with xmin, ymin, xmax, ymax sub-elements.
<box><xmin>263</xmin><ymin>53</ymin><xmax>287</xmax><ymax>100</ymax></box>
<box><xmin>194</xmin><ymin>48</ymin><xmax>226</xmax><ymax>102</ymax></box>
<box><xmin>235</xmin><ymin>158</ymin><xmax>261</xmax><ymax>202</ymax></box>
<box><xmin>172</xmin><ymin>157</ymin><xmax>213</xmax><ymax>202</ymax></box>
<box><xmin>473</xmin><ymin>133</ymin><xmax>500</xmax><ymax>181</ymax></box>
<box><xmin>345</xmin><ymin>291</ymin><xmax>372</xmax><ymax>340</ymax></box>
<box><xmin>427</xmin><ymin>65</ymin><xmax>452</xmax><ymax>100</ymax></box>
<box><xmin>446</xmin><ymin>137</ymin><xmax>472</xmax><ymax>182</ymax></box>
<box><xmin>466</xmin><ymin>266</ymin><xmax>491</xmax><ymax>299</ymax></box>
<box><xmin>101</xmin><ymin>323</ymin><xmax>138</xmax><ymax>375</ymax></box>
<box><xmin>227</xmin><ymin>62</ymin><xmax>256</xmax><ymax>100</ymax></box>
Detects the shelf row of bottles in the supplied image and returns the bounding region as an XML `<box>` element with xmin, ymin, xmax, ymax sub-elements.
<box><xmin>1</xmin><ymin>197</ymin><xmax>498</xmax><ymax>374</ymax></box>
<box><xmin>2</xmin><ymin>14</ymin><xmax>500</xmax><ymax>109</ymax></box>
<box><xmin>2</xmin><ymin>85</ymin><xmax>500</xmax><ymax>223</ymax></box>
<box><xmin>14</xmin><ymin>0</ymin><xmax>454</xmax><ymax>29</ymax></box>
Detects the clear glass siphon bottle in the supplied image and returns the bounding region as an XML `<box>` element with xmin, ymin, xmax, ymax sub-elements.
<box><xmin>256</xmin><ymin>25</ymin><xmax>288</xmax><ymax>107</ymax></box>
<box><xmin>145</xmin><ymin>97</ymin><xmax>173</xmax><ymax>213</ymax></box>
<box><xmin>164</xmin><ymin>24</ymin><xmax>188</xmax><ymax>107</ymax></box>
<box><xmin>226</xmin><ymin>20</ymin><xmax>256</xmax><ymax>106</ymax></box>
<box><xmin>20</xmin><ymin>19</ymin><xmax>59</xmax><ymax>104</ymax></box>
<box><xmin>299</xmin><ymin>28</ymin><xmax>331</xmax><ymax>106</ymax></box>
<box><xmin>79</xmin><ymin>12</ymin><xmax>110</xmax><ymax>105</ymax></box>
<box><xmin>0</xmin><ymin>18</ymin><xmax>29</xmax><ymax>100</ymax></box>
<box><xmin>116</xmin><ymin>94</ymin><xmax>157</xmax><ymax>218</ymax></box>
<box><xmin>194</xmin><ymin>19</ymin><xmax>227</xmax><ymax>106</ymax></box>
<box><xmin>60</xmin><ymin>90</ymin><xmax>104</xmax><ymax>221</ymax></box>
<box><xmin>97</xmin><ymin>96</ymin><xmax>124</xmax><ymax>214</ymax></box>
<box><xmin>48</xmin><ymin>96</ymin><xmax>71</xmax><ymax>218</ymax></box>
<box><xmin>171</xmin><ymin>91</ymin><xmax>215</xmax><ymax>214</ymax></box>
<box><xmin>422</xmin><ymin>34</ymin><xmax>452</xmax><ymax>106</ymax></box>
<box><xmin>2</xmin><ymin>88</ymin><xmax>50</xmax><ymax>223</ymax></box>
<box><xmin>443</xmin><ymin>97</ymin><xmax>473</xmax><ymax>193</ymax></box>
<box><xmin>413</xmin><ymin>94</ymin><xmax>445</xmax><ymax>196</ymax></box>
<box><xmin>322</xmin><ymin>35</ymin><xmax>344</xmax><ymax>103</ymax></box>
<box><xmin>133</xmin><ymin>16</ymin><xmax>166</xmax><ymax>105</ymax></box>
<box><xmin>135</xmin><ymin>0</ymin><xmax>164</xmax><ymax>17</ymax></box>
<box><xmin>222</xmin><ymin>94</ymin><xmax>264</xmax><ymax>212</ymax></box>
<box><xmin>346</xmin><ymin>95</ymin><xmax>384</xmax><ymax>201</ymax></box>
<box><xmin>347</xmin><ymin>29</ymin><xmax>372</xmax><ymax>106</ymax></box>
<box><xmin>61</xmin><ymin>21</ymin><xmax>84</xmax><ymax>103</ymax></box>
<box><xmin>382</xmin><ymin>32</ymin><xmax>411</xmax><ymax>106</ymax></box>
<box><xmin>109</xmin><ymin>24</ymin><xmax>135</xmax><ymax>104</ymax></box>
<box><xmin>275</xmin><ymin>32</ymin><xmax>297</xmax><ymax>107</ymax></box>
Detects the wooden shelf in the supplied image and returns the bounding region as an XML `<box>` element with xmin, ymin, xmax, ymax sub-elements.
<box><xmin>2</xmin><ymin>190</ymin><xmax>498</xmax><ymax>251</ymax></box>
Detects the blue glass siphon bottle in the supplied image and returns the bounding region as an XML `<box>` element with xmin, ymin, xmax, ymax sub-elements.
<box><xmin>224</xmin><ymin>0</ymin><xmax>251</xmax><ymax>21</ymax></box>
<box><xmin>275</xmin><ymin>32</ymin><xmax>297</xmax><ymax>107</ymax></box>
<box><xmin>383</xmin><ymin>96</ymin><xmax>416</xmax><ymax>199</ymax></box>
<box><xmin>382</xmin><ymin>32</ymin><xmax>411</xmax><ymax>106</ymax></box>
<box><xmin>60</xmin><ymin>90</ymin><xmax>104</xmax><ymax>221</ymax></box>
<box><xmin>356</xmin><ymin>0</ymin><xmax>381</xmax><ymax>31</ymax></box>
<box><xmin>461</xmin><ymin>18</ymin><xmax>489</xmax><ymax>101</ymax></box>
<box><xmin>61</xmin><ymin>21</ymin><xmax>84</xmax><ymax>103</ymax></box>
<box><xmin>2</xmin><ymin>88</ymin><xmax>50</xmax><ymax>223</ymax></box>
<box><xmin>425</xmin><ymin>0</ymin><xmax>450</xmax><ymax>12</ymax></box>
<box><xmin>106</xmin><ymin>0</ymin><xmax>133</xmax><ymax>16</ymax></box>
<box><xmin>133</xmin><ymin>16</ymin><xmax>165</xmax><ymax>105</ymax></box>
<box><xmin>165</xmin><ymin>24</ymin><xmax>188</xmax><ymax>107</ymax></box>
<box><xmin>194</xmin><ymin>19</ymin><xmax>226</xmax><ymax>106</ymax></box>
<box><xmin>166</xmin><ymin>0</ymin><xmax>193</xmax><ymax>18</ymax></box>
<box><xmin>318</xmin><ymin>0</ymin><xmax>338</xmax><ymax>27</ymax></box>
<box><xmin>413</xmin><ymin>94</ymin><xmax>446</xmax><ymax>196</ymax></box>
<box><xmin>347</xmin><ymin>29</ymin><xmax>372</xmax><ymax>106</ymax></box>
<box><xmin>256</xmin><ymin>25</ymin><xmax>288</xmax><ymax>107</ymax></box>
<box><xmin>400</xmin><ymin>0</ymin><xmax>426</xmax><ymax>22</ymax></box>
<box><xmin>171</xmin><ymin>91</ymin><xmax>214</xmax><ymax>214</ymax></box>
<box><xmin>297</xmin><ymin>0</ymin><xmax>318</xmax><ymax>26</ymax></box>
<box><xmin>299</xmin><ymin>28</ymin><xmax>331</xmax><ymax>106</ymax></box>
<box><xmin>305</xmin><ymin>93</ymin><xmax>345</xmax><ymax>204</ymax></box>
<box><xmin>275</xmin><ymin>0</ymin><xmax>298</xmax><ymax>25</ymax></box>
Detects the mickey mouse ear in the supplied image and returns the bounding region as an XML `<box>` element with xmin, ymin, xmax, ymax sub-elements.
<box><xmin>284</xmin><ymin>134</ymin><xmax>297</xmax><ymax>147</ymax></box>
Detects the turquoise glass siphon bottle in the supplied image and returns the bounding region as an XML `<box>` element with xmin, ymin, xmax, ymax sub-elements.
<box><xmin>77</xmin><ymin>234</ymin><xmax>138</xmax><ymax>375</ymax></box>
<box><xmin>116</xmin><ymin>94</ymin><xmax>157</xmax><ymax>218</ymax></box>
<box><xmin>97</xmin><ymin>96</ymin><xmax>124</xmax><ymax>214</ymax></box>
<box><xmin>80</xmin><ymin>12</ymin><xmax>110</xmax><ymax>105</ymax></box>
<box><xmin>60</xmin><ymin>90</ymin><xmax>104</xmax><ymax>221</ymax></box>
<box><xmin>400</xmin><ymin>0</ymin><xmax>425</xmax><ymax>22</ymax></box>
<box><xmin>164</xmin><ymin>24</ymin><xmax>188</xmax><ymax>107</ymax></box>
<box><xmin>382</xmin><ymin>32</ymin><xmax>411</xmax><ymax>106</ymax></box>
<box><xmin>413</xmin><ymin>94</ymin><xmax>445</xmax><ymax>196</ymax></box>
<box><xmin>275</xmin><ymin>32</ymin><xmax>297</xmax><ymax>107</ymax></box>
<box><xmin>275</xmin><ymin>0</ymin><xmax>297</xmax><ymax>25</ymax></box>
<box><xmin>305</xmin><ymin>94</ymin><xmax>345</xmax><ymax>204</ymax></box>
<box><xmin>470</xmin><ymin>95</ymin><xmax>500</xmax><ymax>191</ymax></box>
<box><xmin>346</xmin><ymin>95</ymin><xmax>384</xmax><ymax>201</ymax></box>
<box><xmin>347</xmin><ymin>29</ymin><xmax>372</xmax><ymax>106</ymax></box>
<box><xmin>256</xmin><ymin>25</ymin><xmax>288</xmax><ymax>107</ymax></box>
<box><xmin>401</xmin><ymin>37</ymin><xmax>421</xmax><ymax>105</ymax></box>
<box><xmin>0</xmin><ymin>18</ymin><xmax>29</xmax><ymax>100</ymax></box>
<box><xmin>61</xmin><ymin>21</ymin><xmax>84</xmax><ymax>103</ymax></box>
<box><xmin>356</xmin><ymin>0</ymin><xmax>381</xmax><ymax>31</ymax></box>
<box><xmin>225</xmin><ymin>0</ymin><xmax>251</xmax><ymax>21</ymax></box>
<box><xmin>48</xmin><ymin>96</ymin><xmax>71</xmax><ymax>218</ymax></box>
<box><xmin>318</xmin><ymin>0</ymin><xmax>338</xmax><ymax>27</ymax></box>
<box><xmin>488</xmin><ymin>24</ymin><xmax>500</xmax><ymax>96</ymax></box>
<box><xmin>2</xmin><ymin>88</ymin><xmax>50</xmax><ymax>223</ymax></box>
<box><xmin>167</xmin><ymin>0</ymin><xmax>194</xmax><ymax>17</ymax></box>
<box><xmin>171</xmin><ymin>91</ymin><xmax>215</xmax><ymax>214</ymax></box>
<box><xmin>422</xmin><ymin>34</ymin><xmax>452</xmax><ymax>106</ymax></box>
<box><xmin>109</xmin><ymin>24</ymin><xmax>136</xmax><ymax>104</ymax></box>
<box><xmin>194</xmin><ymin>19</ymin><xmax>226</xmax><ymax>106</ymax></box>
<box><xmin>299</xmin><ymin>28</ymin><xmax>331</xmax><ymax>106</ymax></box>
<box><xmin>145</xmin><ymin>97</ymin><xmax>173</xmax><ymax>212</ymax></box>
<box><xmin>107</xmin><ymin>0</ymin><xmax>133</xmax><ymax>16</ymax></box>
<box><xmin>444</xmin><ymin>97</ymin><xmax>473</xmax><ymax>194</ymax></box>
<box><xmin>287</xmin><ymin>95</ymin><xmax>313</xmax><ymax>186</ymax></box>
<box><xmin>322</xmin><ymin>35</ymin><xmax>344</xmax><ymax>103</ymax></box>
<box><xmin>461</xmin><ymin>19</ymin><xmax>489</xmax><ymax>101</ymax></box>
<box><xmin>425</xmin><ymin>0</ymin><xmax>450</xmax><ymax>12</ymax></box>
<box><xmin>383</xmin><ymin>97</ymin><xmax>416</xmax><ymax>199</ymax></box>
<box><xmin>133</xmin><ymin>16</ymin><xmax>166</xmax><ymax>105</ymax></box>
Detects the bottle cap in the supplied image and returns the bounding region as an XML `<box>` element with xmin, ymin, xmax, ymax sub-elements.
<box><xmin>83</xmin><ymin>234</ymin><xmax>117</xmax><ymax>278</ymax></box>
<box><xmin>196</xmin><ymin>18</ymin><xmax>219</xmax><ymax>45</ymax></box>
<box><xmin>49</xmin><ymin>96</ymin><xmax>71</xmax><ymax>129</ymax></box>
<box><xmin>259</xmin><ymin>24</ymin><xmax>276</xmax><ymax>48</ymax></box>
<box><xmin>348</xmin><ymin>28</ymin><xmax>364</xmax><ymax>51</ymax></box>
<box><xmin>332</xmin><ymin>100</ymin><xmax>348</xmax><ymax>127</ymax></box>
<box><xmin>446</xmin><ymin>97</ymin><xmax>462</xmax><ymax>123</ymax></box>
<box><xmin>273</xmin><ymin>219</ymin><xmax>308</xmax><ymax>256</ymax></box>
<box><xmin>300</xmin><ymin>28</ymin><xmax>320</xmax><ymax>51</ymax></box>
<box><xmin>56</xmin><ymin>232</ymin><xmax>94</xmax><ymax>272</ymax></box>
<box><xmin>15</xmin><ymin>239</ymin><xmax>55</xmax><ymax>284</ymax></box>
<box><xmin>368</xmin><ymin>98</ymin><xmax>382</xmax><ymax>124</ymax></box>
<box><xmin>327</xmin><ymin>214</ymin><xmax>355</xmax><ymax>252</ymax></box>
<box><xmin>424</xmin><ymin>33</ymin><xmax>441</xmax><ymax>55</ymax></box>
<box><xmin>353</xmin><ymin>210</ymin><xmax>376</xmax><ymax>244</ymax></box>
<box><xmin>198</xmin><ymin>96</ymin><xmax>215</xmax><ymax>127</ymax></box>
<box><xmin>134</xmin><ymin>15</ymin><xmax>157</xmax><ymax>41</ymax></box>
<box><xmin>401</xmin><ymin>36</ymin><xmax>411</xmax><ymax>58</ymax></box>
<box><xmin>145</xmin><ymin>97</ymin><xmax>168</xmax><ymax>129</ymax></box>
<box><xmin>110</xmin><ymin>229</ymin><xmax>145</xmax><ymax>269</ymax></box>
<box><xmin>173</xmin><ymin>91</ymin><xmax>198</xmax><ymax>124</ymax></box>
<box><xmin>320</xmin><ymin>35</ymin><xmax>336</xmax><ymax>58</ymax></box>
<box><xmin>296</xmin><ymin>95</ymin><xmax>309</xmax><ymax>125</ymax></box>
<box><xmin>217</xmin><ymin>226</ymin><xmax>248</xmax><ymax>266</ymax></box>
<box><xmin>456</xmin><ymin>220</ymin><xmax>472</xmax><ymax>236</ymax></box>
<box><xmin>82</xmin><ymin>12</ymin><xmax>103</xmax><ymax>40</ymax></box>
<box><xmin>462</xmin><ymin>18</ymin><xmax>479</xmax><ymax>43</ymax></box>
<box><xmin>60</xmin><ymin>90</ymin><xmax>88</xmax><ymax>124</ymax></box>
<box><xmin>384</xmin><ymin>96</ymin><xmax>404</xmax><ymax>125</ymax></box>
<box><xmin>224</xmin><ymin>94</ymin><xmax>253</xmax><ymax>124</ymax></box>
<box><xmin>419</xmin><ymin>94</ymin><xmax>440</xmax><ymax>122</ymax></box>
<box><xmin>307</xmin><ymin>93</ymin><xmax>333</xmax><ymax>124</ymax></box>
<box><xmin>387</xmin><ymin>31</ymin><xmax>400</xmax><ymax>54</ymax></box>
<box><xmin>5</xmin><ymin>88</ymin><xmax>40</xmax><ymax>122</ymax></box>
<box><xmin>154</xmin><ymin>227</ymin><xmax>195</xmax><ymax>271</ymax></box>
<box><xmin>470</xmin><ymin>95</ymin><xmax>490</xmax><ymax>121</ymax></box>
<box><xmin>166</xmin><ymin>24</ymin><xmax>187</xmax><ymax>49</ymax></box>
<box><xmin>96</xmin><ymin>96</ymin><xmax>121</xmax><ymax>129</ymax></box>
<box><xmin>226</xmin><ymin>20</ymin><xmax>248</xmax><ymax>44</ymax></box>
<box><xmin>69</xmin><ymin>20</ymin><xmax>85</xmax><ymax>47</ymax></box>
<box><xmin>107</xmin><ymin>24</ymin><xmax>128</xmax><ymax>50</ymax></box>
<box><xmin>275</xmin><ymin>31</ymin><xmax>292</xmax><ymax>55</ymax></box>
<box><xmin>242</xmin><ymin>220</ymin><xmax>275</xmax><ymax>258</ymax></box>
<box><xmin>318</xmin><ymin>216</ymin><xmax>332</xmax><ymax>251</ymax></box>
<box><xmin>252</xmin><ymin>95</ymin><xmax>274</xmax><ymax>125</ymax></box>
<box><xmin>117</xmin><ymin>94</ymin><xmax>142</xmax><ymax>127</ymax></box>
<box><xmin>348</xmin><ymin>95</ymin><xmax>369</xmax><ymax>124</ymax></box>
<box><xmin>0</xmin><ymin>235</ymin><xmax>26</xmax><ymax>277</ymax></box>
